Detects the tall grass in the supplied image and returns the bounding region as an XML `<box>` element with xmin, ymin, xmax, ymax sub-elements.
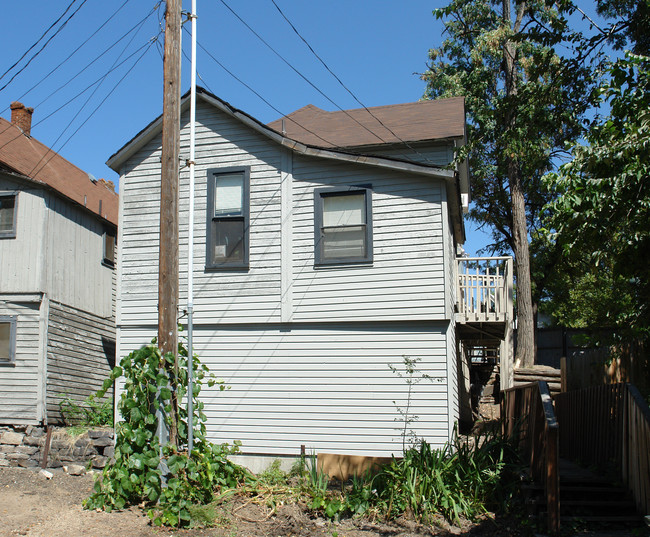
<box><xmin>347</xmin><ymin>429</ymin><xmax>522</xmax><ymax>524</ymax></box>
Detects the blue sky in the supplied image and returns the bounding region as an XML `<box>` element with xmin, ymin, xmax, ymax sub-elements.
<box><xmin>8</xmin><ymin>0</ymin><xmax>607</xmax><ymax>255</ymax></box>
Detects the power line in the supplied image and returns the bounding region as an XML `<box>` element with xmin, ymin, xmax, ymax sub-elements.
<box><xmin>0</xmin><ymin>0</ymin><xmax>80</xmax><ymax>82</ymax></box>
<box><xmin>5</xmin><ymin>0</ymin><xmax>134</xmax><ymax>113</ymax></box>
<box><xmin>31</xmin><ymin>32</ymin><xmax>162</xmax><ymax>181</ymax></box>
<box><xmin>0</xmin><ymin>40</ymin><xmax>155</xmax><ymax>154</ymax></box>
<box><xmin>0</xmin><ymin>0</ymin><xmax>90</xmax><ymax>93</ymax></box>
<box><xmin>218</xmin><ymin>0</ymin><xmax>391</xmax><ymax>147</ymax></box>
<box><xmin>190</xmin><ymin>33</ymin><xmax>339</xmax><ymax>149</ymax></box>
<box><xmin>269</xmin><ymin>0</ymin><xmax>437</xmax><ymax>165</ymax></box>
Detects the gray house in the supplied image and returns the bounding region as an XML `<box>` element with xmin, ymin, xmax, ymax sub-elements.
<box><xmin>108</xmin><ymin>88</ymin><xmax>512</xmax><ymax>462</ymax></box>
<box><xmin>0</xmin><ymin>102</ymin><xmax>118</xmax><ymax>426</ymax></box>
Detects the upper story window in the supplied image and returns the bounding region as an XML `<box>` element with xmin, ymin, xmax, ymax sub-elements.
<box><xmin>314</xmin><ymin>185</ymin><xmax>373</xmax><ymax>265</ymax></box>
<box><xmin>0</xmin><ymin>316</ymin><xmax>16</xmax><ymax>365</ymax></box>
<box><xmin>0</xmin><ymin>194</ymin><xmax>17</xmax><ymax>238</ymax></box>
<box><xmin>103</xmin><ymin>227</ymin><xmax>116</xmax><ymax>267</ymax></box>
<box><xmin>206</xmin><ymin>167</ymin><xmax>250</xmax><ymax>270</ymax></box>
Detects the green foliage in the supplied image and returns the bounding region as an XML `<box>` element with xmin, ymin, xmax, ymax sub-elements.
<box><xmin>84</xmin><ymin>338</ymin><xmax>249</xmax><ymax>527</ymax></box>
<box><xmin>302</xmin><ymin>431</ymin><xmax>521</xmax><ymax>525</ymax></box>
<box><xmin>59</xmin><ymin>392</ymin><xmax>113</xmax><ymax>428</ymax></box>
<box><xmin>543</xmin><ymin>53</ymin><xmax>650</xmax><ymax>340</ymax></box>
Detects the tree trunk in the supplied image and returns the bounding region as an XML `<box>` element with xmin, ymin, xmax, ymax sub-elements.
<box><xmin>503</xmin><ymin>0</ymin><xmax>535</xmax><ymax>368</ymax></box>
<box><xmin>510</xmin><ymin>171</ymin><xmax>536</xmax><ymax>367</ymax></box>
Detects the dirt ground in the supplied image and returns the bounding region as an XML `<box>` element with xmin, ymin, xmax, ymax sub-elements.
<box><xmin>0</xmin><ymin>467</ymin><xmax>538</xmax><ymax>537</ymax></box>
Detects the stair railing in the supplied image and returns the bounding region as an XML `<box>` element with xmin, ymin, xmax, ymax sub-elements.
<box><xmin>555</xmin><ymin>383</ymin><xmax>650</xmax><ymax>516</ymax></box>
<box><xmin>502</xmin><ymin>381</ymin><xmax>560</xmax><ymax>533</ymax></box>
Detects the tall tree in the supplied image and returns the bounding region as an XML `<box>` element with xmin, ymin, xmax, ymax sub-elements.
<box><xmin>422</xmin><ymin>1</ymin><xmax>593</xmax><ymax>366</ymax></box>
<box><xmin>543</xmin><ymin>53</ymin><xmax>650</xmax><ymax>339</ymax></box>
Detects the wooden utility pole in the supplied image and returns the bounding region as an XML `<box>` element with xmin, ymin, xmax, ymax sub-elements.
<box><xmin>159</xmin><ymin>0</ymin><xmax>182</xmax><ymax>447</ymax></box>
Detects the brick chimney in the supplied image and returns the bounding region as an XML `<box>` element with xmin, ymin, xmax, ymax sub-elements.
<box><xmin>10</xmin><ymin>102</ymin><xmax>34</xmax><ymax>136</ymax></box>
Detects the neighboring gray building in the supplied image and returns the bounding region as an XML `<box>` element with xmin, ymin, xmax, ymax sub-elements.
<box><xmin>0</xmin><ymin>102</ymin><xmax>118</xmax><ymax>426</ymax></box>
<box><xmin>108</xmin><ymin>88</ymin><xmax>510</xmax><ymax>460</ymax></box>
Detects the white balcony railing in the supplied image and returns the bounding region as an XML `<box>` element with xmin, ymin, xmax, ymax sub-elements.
<box><xmin>456</xmin><ymin>256</ymin><xmax>513</xmax><ymax>324</ymax></box>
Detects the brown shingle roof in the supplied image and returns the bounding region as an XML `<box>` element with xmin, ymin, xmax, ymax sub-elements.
<box><xmin>267</xmin><ymin>97</ymin><xmax>465</xmax><ymax>149</ymax></box>
<box><xmin>0</xmin><ymin>117</ymin><xmax>117</xmax><ymax>225</ymax></box>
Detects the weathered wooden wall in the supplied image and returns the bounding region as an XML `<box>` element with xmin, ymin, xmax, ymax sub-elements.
<box><xmin>0</xmin><ymin>299</ymin><xmax>43</xmax><ymax>425</ymax></box>
<box><xmin>43</xmin><ymin>191</ymin><xmax>114</xmax><ymax>318</ymax></box>
<box><xmin>46</xmin><ymin>301</ymin><xmax>115</xmax><ymax>424</ymax></box>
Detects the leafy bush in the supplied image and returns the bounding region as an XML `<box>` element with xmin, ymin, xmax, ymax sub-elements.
<box><xmin>304</xmin><ymin>429</ymin><xmax>521</xmax><ymax>525</ymax></box>
<box><xmin>84</xmin><ymin>337</ymin><xmax>250</xmax><ymax>527</ymax></box>
<box><xmin>59</xmin><ymin>393</ymin><xmax>113</xmax><ymax>428</ymax></box>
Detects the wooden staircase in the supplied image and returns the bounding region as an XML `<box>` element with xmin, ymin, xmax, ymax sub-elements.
<box><xmin>522</xmin><ymin>460</ymin><xmax>644</xmax><ymax>533</ymax></box>
<box><xmin>558</xmin><ymin>460</ymin><xmax>642</xmax><ymax>530</ymax></box>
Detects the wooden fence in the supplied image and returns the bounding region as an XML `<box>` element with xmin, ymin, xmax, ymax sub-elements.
<box><xmin>555</xmin><ymin>383</ymin><xmax>650</xmax><ymax>516</ymax></box>
<box><xmin>502</xmin><ymin>381</ymin><xmax>559</xmax><ymax>533</ymax></box>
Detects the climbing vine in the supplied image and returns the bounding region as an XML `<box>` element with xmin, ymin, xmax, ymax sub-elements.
<box><xmin>84</xmin><ymin>335</ymin><xmax>249</xmax><ymax>527</ymax></box>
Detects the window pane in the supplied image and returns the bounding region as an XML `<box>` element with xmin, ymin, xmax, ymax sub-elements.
<box><xmin>0</xmin><ymin>196</ymin><xmax>15</xmax><ymax>233</ymax></box>
<box><xmin>323</xmin><ymin>193</ymin><xmax>365</xmax><ymax>227</ymax></box>
<box><xmin>0</xmin><ymin>323</ymin><xmax>10</xmax><ymax>361</ymax></box>
<box><xmin>214</xmin><ymin>174</ymin><xmax>243</xmax><ymax>216</ymax></box>
<box><xmin>210</xmin><ymin>219</ymin><xmax>244</xmax><ymax>264</ymax></box>
<box><xmin>323</xmin><ymin>225</ymin><xmax>366</xmax><ymax>259</ymax></box>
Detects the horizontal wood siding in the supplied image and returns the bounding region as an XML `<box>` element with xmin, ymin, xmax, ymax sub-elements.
<box><xmin>44</xmin><ymin>192</ymin><xmax>114</xmax><ymax>317</ymax></box>
<box><xmin>46</xmin><ymin>301</ymin><xmax>115</xmax><ymax>424</ymax></box>
<box><xmin>120</xmin><ymin>322</ymin><xmax>451</xmax><ymax>457</ymax></box>
<box><xmin>364</xmin><ymin>143</ymin><xmax>453</xmax><ymax>166</ymax></box>
<box><xmin>0</xmin><ymin>299</ymin><xmax>41</xmax><ymax>425</ymax></box>
<box><xmin>119</xmin><ymin>101</ymin><xmax>283</xmax><ymax>326</ymax></box>
<box><xmin>291</xmin><ymin>156</ymin><xmax>446</xmax><ymax>321</ymax></box>
<box><xmin>0</xmin><ymin>175</ymin><xmax>45</xmax><ymax>293</ymax></box>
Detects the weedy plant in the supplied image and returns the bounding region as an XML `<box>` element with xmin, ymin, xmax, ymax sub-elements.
<box><xmin>84</xmin><ymin>335</ymin><xmax>250</xmax><ymax>527</ymax></box>
<box><xmin>59</xmin><ymin>392</ymin><xmax>113</xmax><ymax>429</ymax></box>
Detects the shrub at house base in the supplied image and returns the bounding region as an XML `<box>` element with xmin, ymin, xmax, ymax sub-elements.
<box><xmin>83</xmin><ymin>338</ymin><xmax>249</xmax><ymax>527</ymax></box>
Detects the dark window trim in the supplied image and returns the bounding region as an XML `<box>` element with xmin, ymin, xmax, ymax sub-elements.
<box><xmin>314</xmin><ymin>185</ymin><xmax>373</xmax><ymax>266</ymax></box>
<box><xmin>205</xmin><ymin>166</ymin><xmax>250</xmax><ymax>271</ymax></box>
<box><xmin>0</xmin><ymin>315</ymin><xmax>17</xmax><ymax>366</ymax></box>
<box><xmin>102</xmin><ymin>227</ymin><xmax>116</xmax><ymax>268</ymax></box>
<box><xmin>0</xmin><ymin>192</ymin><xmax>18</xmax><ymax>239</ymax></box>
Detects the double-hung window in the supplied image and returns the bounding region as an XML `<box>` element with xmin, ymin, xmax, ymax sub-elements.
<box><xmin>0</xmin><ymin>316</ymin><xmax>16</xmax><ymax>365</ymax></box>
<box><xmin>314</xmin><ymin>185</ymin><xmax>372</xmax><ymax>265</ymax></box>
<box><xmin>206</xmin><ymin>167</ymin><xmax>250</xmax><ymax>269</ymax></box>
<box><xmin>0</xmin><ymin>194</ymin><xmax>17</xmax><ymax>238</ymax></box>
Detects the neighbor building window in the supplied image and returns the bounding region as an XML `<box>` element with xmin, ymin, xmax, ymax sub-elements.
<box><xmin>103</xmin><ymin>228</ymin><xmax>116</xmax><ymax>267</ymax></box>
<box><xmin>314</xmin><ymin>185</ymin><xmax>372</xmax><ymax>265</ymax></box>
<box><xmin>0</xmin><ymin>316</ymin><xmax>16</xmax><ymax>364</ymax></box>
<box><xmin>0</xmin><ymin>194</ymin><xmax>17</xmax><ymax>238</ymax></box>
<box><xmin>206</xmin><ymin>167</ymin><xmax>250</xmax><ymax>269</ymax></box>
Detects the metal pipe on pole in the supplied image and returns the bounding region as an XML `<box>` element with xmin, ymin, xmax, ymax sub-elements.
<box><xmin>186</xmin><ymin>0</ymin><xmax>197</xmax><ymax>454</ymax></box>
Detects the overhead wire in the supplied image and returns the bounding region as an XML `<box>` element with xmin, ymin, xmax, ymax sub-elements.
<box><xmin>0</xmin><ymin>0</ymin><xmax>90</xmax><ymax>93</ymax></box>
<box><xmin>269</xmin><ymin>0</ymin><xmax>437</xmax><ymax>165</ymax></box>
<box><xmin>31</xmin><ymin>31</ymin><xmax>162</xmax><ymax>181</ymax></box>
<box><xmin>0</xmin><ymin>3</ymin><xmax>161</xmax><ymax>153</ymax></box>
<box><xmin>25</xmin><ymin>6</ymin><xmax>159</xmax><ymax>178</ymax></box>
<box><xmin>3</xmin><ymin>0</ymin><xmax>134</xmax><ymax>114</ymax></box>
<box><xmin>187</xmin><ymin>29</ymin><xmax>339</xmax><ymax>149</ymax></box>
<box><xmin>0</xmin><ymin>0</ymin><xmax>81</xmax><ymax>82</ymax></box>
<box><xmin>218</xmin><ymin>0</ymin><xmax>392</xmax><ymax>147</ymax></box>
